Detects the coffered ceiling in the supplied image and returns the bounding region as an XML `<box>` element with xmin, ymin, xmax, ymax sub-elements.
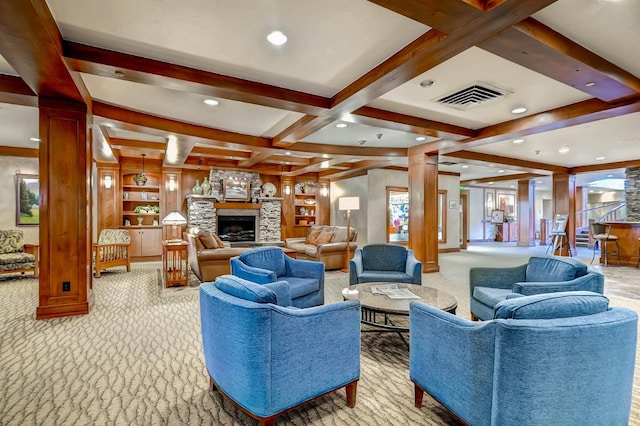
<box><xmin>0</xmin><ymin>0</ymin><xmax>639</xmax><ymax>191</ymax></box>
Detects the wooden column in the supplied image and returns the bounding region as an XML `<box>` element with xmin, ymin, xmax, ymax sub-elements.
<box><xmin>517</xmin><ymin>179</ymin><xmax>536</xmax><ymax>247</ymax></box>
<box><xmin>280</xmin><ymin>177</ymin><xmax>294</xmax><ymax>239</ymax></box>
<box><xmin>37</xmin><ymin>98</ymin><xmax>93</xmax><ymax>319</ymax></box>
<box><xmin>552</xmin><ymin>173</ymin><xmax>576</xmax><ymax>256</ymax></box>
<box><xmin>408</xmin><ymin>149</ymin><xmax>439</xmax><ymax>273</ymax></box>
<box><xmin>575</xmin><ymin>186</ymin><xmax>587</xmax><ymax>229</ymax></box>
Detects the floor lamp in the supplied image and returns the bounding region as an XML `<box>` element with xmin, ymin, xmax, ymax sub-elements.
<box><xmin>339</xmin><ymin>196</ymin><xmax>359</xmax><ymax>273</ymax></box>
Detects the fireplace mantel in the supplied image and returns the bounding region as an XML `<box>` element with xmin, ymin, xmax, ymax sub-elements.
<box><xmin>214</xmin><ymin>202</ymin><xmax>262</xmax><ymax>210</ymax></box>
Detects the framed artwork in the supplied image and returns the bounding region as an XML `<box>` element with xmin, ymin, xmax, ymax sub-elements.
<box><xmin>551</xmin><ymin>214</ymin><xmax>568</xmax><ymax>234</ymax></box>
<box><xmin>497</xmin><ymin>192</ymin><xmax>516</xmax><ymax>216</ymax></box>
<box><xmin>223</xmin><ymin>178</ymin><xmax>250</xmax><ymax>201</ymax></box>
<box><xmin>16</xmin><ymin>174</ymin><xmax>39</xmax><ymax>226</ymax></box>
<box><xmin>491</xmin><ymin>209</ymin><xmax>505</xmax><ymax>224</ymax></box>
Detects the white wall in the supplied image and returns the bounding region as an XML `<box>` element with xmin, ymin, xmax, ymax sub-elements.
<box><xmin>330</xmin><ymin>175</ymin><xmax>368</xmax><ymax>245</ymax></box>
<box><xmin>330</xmin><ymin>169</ymin><xmax>461</xmax><ymax>248</ymax></box>
<box><xmin>0</xmin><ymin>157</ymin><xmax>39</xmax><ymax>243</ymax></box>
<box><xmin>439</xmin><ymin>174</ymin><xmax>460</xmax><ymax>250</ymax></box>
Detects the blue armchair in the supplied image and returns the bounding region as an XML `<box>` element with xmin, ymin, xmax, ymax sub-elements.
<box><xmin>200</xmin><ymin>275</ymin><xmax>361</xmax><ymax>426</ymax></box>
<box><xmin>410</xmin><ymin>291</ymin><xmax>638</xmax><ymax>426</ymax></box>
<box><xmin>349</xmin><ymin>244</ymin><xmax>422</xmax><ymax>285</ymax></box>
<box><xmin>230</xmin><ymin>246</ymin><xmax>324</xmax><ymax>308</ymax></box>
<box><xmin>470</xmin><ymin>255</ymin><xmax>604</xmax><ymax>320</ymax></box>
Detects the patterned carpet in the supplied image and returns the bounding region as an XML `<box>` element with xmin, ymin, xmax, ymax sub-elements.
<box><xmin>0</xmin><ymin>243</ymin><xmax>639</xmax><ymax>425</ymax></box>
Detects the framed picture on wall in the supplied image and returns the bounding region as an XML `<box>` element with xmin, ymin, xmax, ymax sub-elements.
<box><xmin>16</xmin><ymin>174</ymin><xmax>39</xmax><ymax>226</ymax></box>
<box><xmin>497</xmin><ymin>192</ymin><xmax>516</xmax><ymax>216</ymax></box>
<box><xmin>223</xmin><ymin>178</ymin><xmax>250</xmax><ymax>201</ymax></box>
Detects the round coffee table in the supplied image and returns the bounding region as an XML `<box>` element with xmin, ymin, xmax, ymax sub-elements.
<box><xmin>346</xmin><ymin>283</ymin><xmax>457</xmax><ymax>341</ymax></box>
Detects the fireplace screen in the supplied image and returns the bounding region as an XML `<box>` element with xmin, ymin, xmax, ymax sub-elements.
<box><xmin>217</xmin><ymin>216</ymin><xmax>256</xmax><ymax>242</ymax></box>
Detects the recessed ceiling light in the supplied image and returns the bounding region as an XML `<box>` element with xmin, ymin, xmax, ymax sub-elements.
<box><xmin>595</xmin><ymin>156</ymin><xmax>606</xmax><ymax>161</ymax></box>
<box><xmin>267</xmin><ymin>31</ymin><xmax>287</xmax><ymax>46</ymax></box>
<box><xmin>498</xmin><ymin>170</ymin><xmax>505</xmax><ymax>173</ymax></box>
<box><xmin>336</xmin><ymin>123</ymin><xmax>347</xmax><ymax>128</ymax></box>
<box><xmin>607</xmin><ymin>174</ymin><xmax>613</xmax><ymax>177</ymax></box>
<box><xmin>113</xmin><ymin>70</ymin><xmax>124</xmax><ymax>78</ymax></box>
<box><xmin>461</xmin><ymin>165</ymin><xmax>469</xmax><ymax>169</ymax></box>
<box><xmin>29</xmin><ymin>137</ymin><xmax>40</xmax><ymax>142</ymax></box>
<box><xmin>416</xmin><ymin>136</ymin><xmax>426</xmax><ymax>141</ymax></box>
<box><xmin>536</xmin><ymin>181</ymin><xmax>542</xmax><ymax>184</ymax></box>
<box><xmin>204</xmin><ymin>99</ymin><xmax>219</xmax><ymax>106</ymax></box>
<box><xmin>558</xmin><ymin>146</ymin><xmax>570</xmax><ymax>154</ymax></box>
<box><xmin>511</xmin><ymin>106</ymin><xmax>527</xmax><ymax>114</ymax></box>
<box><xmin>285</xmin><ymin>152</ymin><xmax>291</xmax><ymax>155</ymax></box>
<box><xmin>512</xmin><ymin>139</ymin><xmax>524</xmax><ymax>144</ymax></box>
<box><xmin>510</xmin><ymin>185</ymin><xmax>515</xmax><ymax>188</ymax></box>
<box><xmin>488</xmin><ymin>182</ymin><xmax>495</xmax><ymax>185</ymax></box>
<box><xmin>419</xmin><ymin>79</ymin><xmax>435</xmax><ymax>88</ymax></box>
<box><xmin>585</xmin><ymin>82</ymin><xmax>596</xmax><ymax>87</ymax></box>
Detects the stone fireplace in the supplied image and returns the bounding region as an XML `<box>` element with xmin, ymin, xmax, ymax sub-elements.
<box><xmin>186</xmin><ymin>195</ymin><xmax>282</xmax><ymax>243</ymax></box>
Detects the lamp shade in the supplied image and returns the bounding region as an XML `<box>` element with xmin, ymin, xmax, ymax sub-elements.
<box><xmin>162</xmin><ymin>211</ymin><xmax>187</xmax><ymax>225</ymax></box>
<box><xmin>339</xmin><ymin>196</ymin><xmax>360</xmax><ymax>211</ymax></box>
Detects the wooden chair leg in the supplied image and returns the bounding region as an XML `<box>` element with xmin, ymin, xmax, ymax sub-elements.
<box><xmin>414</xmin><ymin>383</ymin><xmax>424</xmax><ymax>407</ymax></box>
<box><xmin>470</xmin><ymin>312</ymin><xmax>479</xmax><ymax>321</ymax></box>
<box><xmin>209</xmin><ymin>376</ymin><xmax>217</xmax><ymax>392</ymax></box>
<box><xmin>345</xmin><ymin>381</ymin><xmax>358</xmax><ymax>408</ymax></box>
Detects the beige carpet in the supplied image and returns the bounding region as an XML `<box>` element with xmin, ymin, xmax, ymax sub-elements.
<box><xmin>0</xmin><ymin>244</ymin><xmax>639</xmax><ymax>425</ymax></box>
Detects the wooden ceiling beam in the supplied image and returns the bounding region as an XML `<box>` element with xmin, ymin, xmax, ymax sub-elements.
<box><xmin>63</xmin><ymin>41</ymin><xmax>330</xmax><ymax>116</ymax></box>
<box><xmin>570</xmin><ymin>159</ymin><xmax>640</xmax><ymax>175</ymax></box>
<box><xmin>0</xmin><ymin>0</ymin><xmax>90</xmax><ymax>104</ymax></box>
<box><xmin>318</xmin><ymin>159</ymin><xmax>398</xmax><ymax>180</ymax></box>
<box><xmin>190</xmin><ymin>146</ymin><xmax>251</xmax><ymax>160</ymax></box>
<box><xmin>0</xmin><ymin>75</ymin><xmax>37</xmax><ymax>106</ymax></box>
<box><xmin>461</xmin><ymin>172</ymin><xmax>547</xmax><ymax>186</ymax></box>
<box><xmin>274</xmin><ymin>0</ymin><xmax>557</xmax><ymax>145</ymax></box>
<box><xmin>352</xmin><ymin>106</ymin><xmax>475</xmax><ymax>139</ymax></box>
<box><xmin>0</xmin><ymin>145</ymin><xmax>38</xmax><ymax>158</ymax></box>
<box><xmin>442</xmin><ymin>96</ymin><xmax>640</xmax><ymax>152</ymax></box>
<box><xmin>445</xmin><ymin>150</ymin><xmax>568</xmax><ymax>173</ymax></box>
<box><xmin>480</xmin><ymin>18</ymin><xmax>640</xmax><ymax>102</ymax></box>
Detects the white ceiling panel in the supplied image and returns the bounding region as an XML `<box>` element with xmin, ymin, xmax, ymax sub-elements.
<box><xmin>0</xmin><ymin>103</ymin><xmax>39</xmax><ymax>147</ymax></box>
<box><xmin>48</xmin><ymin>0</ymin><xmax>428</xmax><ymax>97</ymax></box>
<box><xmin>370</xmin><ymin>47</ymin><xmax>591</xmax><ymax>129</ymax></box>
<box><xmin>81</xmin><ymin>73</ymin><xmax>304</xmax><ymax>137</ymax></box>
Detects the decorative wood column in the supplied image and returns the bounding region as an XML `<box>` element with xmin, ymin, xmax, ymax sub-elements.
<box><xmin>408</xmin><ymin>149</ymin><xmax>439</xmax><ymax>273</ymax></box>
<box><xmin>552</xmin><ymin>173</ymin><xmax>576</xmax><ymax>256</ymax></box>
<box><xmin>517</xmin><ymin>179</ymin><xmax>536</xmax><ymax>247</ymax></box>
<box><xmin>37</xmin><ymin>99</ymin><xmax>93</xmax><ymax>319</ymax></box>
<box><xmin>163</xmin><ymin>168</ymin><xmax>183</xmax><ymax>240</ymax></box>
<box><xmin>280</xmin><ymin>177</ymin><xmax>294</xmax><ymax>239</ymax></box>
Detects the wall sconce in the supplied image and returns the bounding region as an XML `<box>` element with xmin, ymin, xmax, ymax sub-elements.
<box><xmin>104</xmin><ymin>175</ymin><xmax>112</xmax><ymax>189</ymax></box>
<box><xmin>169</xmin><ymin>177</ymin><xmax>176</xmax><ymax>192</ymax></box>
<box><xmin>284</xmin><ymin>184</ymin><xmax>291</xmax><ymax>196</ymax></box>
<box><xmin>321</xmin><ymin>185</ymin><xmax>328</xmax><ymax>197</ymax></box>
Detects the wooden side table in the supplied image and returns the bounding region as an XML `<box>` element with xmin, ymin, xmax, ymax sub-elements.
<box><xmin>162</xmin><ymin>240</ymin><xmax>189</xmax><ymax>287</ymax></box>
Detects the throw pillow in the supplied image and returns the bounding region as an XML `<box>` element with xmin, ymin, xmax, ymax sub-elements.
<box><xmin>193</xmin><ymin>236</ymin><xmax>205</xmax><ymax>251</ymax></box>
<box><xmin>198</xmin><ymin>230</ymin><xmax>218</xmax><ymax>249</ymax></box>
<box><xmin>306</xmin><ymin>230</ymin><xmax>322</xmax><ymax>245</ymax></box>
<box><xmin>215</xmin><ymin>275</ymin><xmax>277</xmax><ymax>304</ymax></box>
<box><xmin>212</xmin><ymin>233</ymin><xmax>225</xmax><ymax>248</ymax></box>
<box><xmin>315</xmin><ymin>230</ymin><xmax>335</xmax><ymax>245</ymax></box>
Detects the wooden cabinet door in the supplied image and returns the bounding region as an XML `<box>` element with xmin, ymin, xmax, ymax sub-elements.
<box><xmin>129</xmin><ymin>228</ymin><xmax>162</xmax><ymax>257</ymax></box>
<box><xmin>140</xmin><ymin>229</ymin><xmax>162</xmax><ymax>256</ymax></box>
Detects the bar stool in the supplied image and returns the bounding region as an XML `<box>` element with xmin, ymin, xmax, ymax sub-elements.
<box><xmin>590</xmin><ymin>222</ymin><xmax>622</xmax><ymax>266</ymax></box>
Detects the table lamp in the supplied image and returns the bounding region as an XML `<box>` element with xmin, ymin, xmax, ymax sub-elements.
<box><xmin>162</xmin><ymin>211</ymin><xmax>187</xmax><ymax>243</ymax></box>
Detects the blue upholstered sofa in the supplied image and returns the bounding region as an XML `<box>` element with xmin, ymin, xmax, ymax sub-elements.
<box><xmin>349</xmin><ymin>244</ymin><xmax>422</xmax><ymax>285</ymax></box>
<box><xmin>200</xmin><ymin>275</ymin><xmax>360</xmax><ymax>426</ymax></box>
<box><xmin>230</xmin><ymin>246</ymin><xmax>324</xmax><ymax>308</ymax></box>
<box><xmin>410</xmin><ymin>291</ymin><xmax>638</xmax><ymax>425</ymax></box>
<box><xmin>470</xmin><ymin>255</ymin><xmax>604</xmax><ymax>320</ymax></box>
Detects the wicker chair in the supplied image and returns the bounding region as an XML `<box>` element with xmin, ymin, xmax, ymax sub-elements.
<box><xmin>93</xmin><ymin>229</ymin><xmax>131</xmax><ymax>277</ymax></box>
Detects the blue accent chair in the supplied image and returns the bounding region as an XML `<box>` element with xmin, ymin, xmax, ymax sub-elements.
<box><xmin>410</xmin><ymin>291</ymin><xmax>638</xmax><ymax>426</ymax></box>
<box><xmin>200</xmin><ymin>275</ymin><xmax>361</xmax><ymax>426</ymax></box>
<box><xmin>470</xmin><ymin>255</ymin><xmax>604</xmax><ymax>320</ymax></box>
<box><xmin>349</xmin><ymin>243</ymin><xmax>422</xmax><ymax>285</ymax></box>
<box><xmin>230</xmin><ymin>246</ymin><xmax>324</xmax><ymax>308</ymax></box>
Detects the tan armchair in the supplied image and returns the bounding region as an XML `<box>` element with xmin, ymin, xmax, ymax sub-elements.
<box><xmin>93</xmin><ymin>229</ymin><xmax>131</xmax><ymax>277</ymax></box>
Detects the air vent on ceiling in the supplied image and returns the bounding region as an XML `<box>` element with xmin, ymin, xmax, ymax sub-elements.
<box><xmin>438</xmin><ymin>161</ymin><xmax>457</xmax><ymax>166</ymax></box>
<box><xmin>434</xmin><ymin>82</ymin><xmax>510</xmax><ymax>111</ymax></box>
